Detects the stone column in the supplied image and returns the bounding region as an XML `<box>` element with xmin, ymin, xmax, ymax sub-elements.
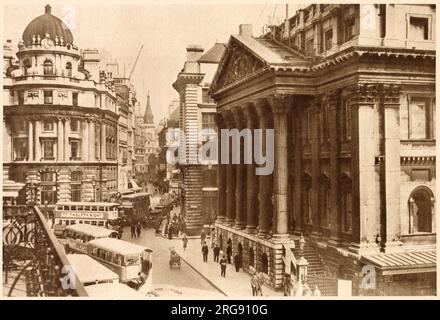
<box><xmin>255</xmin><ymin>100</ymin><xmax>273</xmax><ymax>238</ymax></box>
<box><xmin>244</xmin><ymin>104</ymin><xmax>258</xmax><ymax>233</ymax></box>
<box><xmin>3</xmin><ymin>119</ymin><xmax>11</xmax><ymax>162</ymax></box>
<box><xmin>383</xmin><ymin>84</ymin><xmax>401</xmax><ymax>252</ymax></box>
<box><xmin>34</xmin><ymin>119</ymin><xmax>41</xmax><ymax>161</ymax></box>
<box><xmin>57</xmin><ymin>118</ymin><xmax>63</xmax><ymax>161</ymax></box>
<box><xmin>293</xmin><ymin>100</ymin><xmax>304</xmax><ymax>235</ymax></box>
<box><xmin>232</xmin><ymin>107</ymin><xmax>246</xmax><ymax>230</ymax></box>
<box><xmin>216</xmin><ymin>114</ymin><xmax>226</xmax><ymax>223</ymax></box>
<box><xmin>82</xmin><ymin>119</ymin><xmax>89</xmax><ymax>161</ymax></box>
<box><xmin>28</xmin><ymin>118</ymin><xmax>34</xmax><ymax>161</ymax></box>
<box><xmin>327</xmin><ymin>91</ymin><xmax>341</xmax><ymax>245</ymax></box>
<box><xmin>223</xmin><ymin>113</ymin><xmax>235</xmax><ymax>226</ymax></box>
<box><xmin>310</xmin><ymin>99</ymin><xmax>321</xmax><ymax>237</ymax></box>
<box><xmin>269</xmin><ymin>95</ymin><xmax>291</xmax><ymax>240</ymax></box>
<box><xmin>101</xmin><ymin>122</ymin><xmax>106</xmax><ymax>161</ymax></box>
<box><xmin>89</xmin><ymin>120</ymin><xmax>95</xmax><ymax>161</ymax></box>
<box><xmin>350</xmin><ymin>84</ymin><xmax>377</xmax><ymax>251</ymax></box>
<box><xmin>64</xmin><ymin>118</ymin><xmax>70</xmax><ymax>160</ymax></box>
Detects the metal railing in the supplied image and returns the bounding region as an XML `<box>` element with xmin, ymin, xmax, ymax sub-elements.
<box><xmin>3</xmin><ymin>205</ymin><xmax>88</xmax><ymax>297</ymax></box>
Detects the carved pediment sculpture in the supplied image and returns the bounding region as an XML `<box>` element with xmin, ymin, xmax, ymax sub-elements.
<box><xmin>215</xmin><ymin>39</ymin><xmax>265</xmax><ymax>91</ymax></box>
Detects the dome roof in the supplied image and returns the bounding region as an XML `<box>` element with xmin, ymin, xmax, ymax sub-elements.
<box><xmin>22</xmin><ymin>5</ymin><xmax>74</xmax><ymax>47</ymax></box>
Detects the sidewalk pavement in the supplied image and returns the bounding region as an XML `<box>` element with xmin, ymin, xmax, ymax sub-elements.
<box><xmin>172</xmin><ymin>238</ymin><xmax>282</xmax><ymax>297</ymax></box>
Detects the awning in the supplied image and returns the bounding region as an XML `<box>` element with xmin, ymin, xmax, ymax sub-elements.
<box><xmin>2</xmin><ymin>180</ymin><xmax>25</xmax><ymax>198</ymax></box>
<box><xmin>362</xmin><ymin>250</ymin><xmax>436</xmax><ymax>275</ymax></box>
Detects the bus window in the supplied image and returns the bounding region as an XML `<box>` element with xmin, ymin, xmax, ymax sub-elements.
<box><xmin>63</xmin><ymin>205</ymin><xmax>69</xmax><ymax>210</ymax></box>
<box><xmin>91</xmin><ymin>206</ymin><xmax>97</xmax><ymax>211</ymax></box>
<box><xmin>98</xmin><ymin>221</ymin><xmax>104</xmax><ymax>227</ymax></box>
<box><xmin>71</xmin><ymin>205</ymin><xmax>77</xmax><ymax>210</ymax></box>
<box><xmin>124</xmin><ymin>255</ymin><xmax>140</xmax><ymax>266</ymax></box>
<box><xmin>85</xmin><ymin>221</ymin><xmax>90</xmax><ymax>224</ymax></box>
<box><xmin>84</xmin><ymin>206</ymin><xmax>90</xmax><ymax>211</ymax></box>
<box><xmin>99</xmin><ymin>250</ymin><xmax>106</xmax><ymax>260</ymax></box>
<box><xmin>71</xmin><ymin>220</ymin><xmax>76</xmax><ymax>225</ymax></box>
<box><xmin>79</xmin><ymin>220</ymin><xmax>83</xmax><ymax>224</ymax></box>
<box><xmin>99</xmin><ymin>206</ymin><xmax>105</xmax><ymax>211</ymax></box>
<box><xmin>114</xmin><ymin>254</ymin><xmax>122</xmax><ymax>265</ymax></box>
<box><xmin>91</xmin><ymin>221</ymin><xmax>97</xmax><ymax>226</ymax></box>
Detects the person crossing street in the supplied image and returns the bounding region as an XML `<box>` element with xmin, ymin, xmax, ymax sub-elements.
<box><xmin>219</xmin><ymin>255</ymin><xmax>227</xmax><ymax>277</ymax></box>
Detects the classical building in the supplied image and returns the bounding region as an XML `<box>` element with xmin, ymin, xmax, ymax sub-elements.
<box><xmin>3</xmin><ymin>5</ymin><xmax>119</xmax><ymax>206</ymax></box>
<box><xmin>210</xmin><ymin>4</ymin><xmax>436</xmax><ymax>295</ymax></box>
<box><xmin>173</xmin><ymin>43</ymin><xmax>226</xmax><ymax>235</ymax></box>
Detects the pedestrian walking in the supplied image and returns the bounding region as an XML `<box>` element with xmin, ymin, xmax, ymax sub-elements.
<box><xmin>130</xmin><ymin>224</ymin><xmax>136</xmax><ymax>239</ymax></box>
<box><xmin>200</xmin><ymin>229</ymin><xmax>206</xmax><ymax>246</ymax></box>
<box><xmin>256</xmin><ymin>271</ymin><xmax>264</xmax><ymax>296</ymax></box>
<box><xmin>283</xmin><ymin>274</ymin><xmax>291</xmax><ymax>296</ymax></box>
<box><xmin>117</xmin><ymin>226</ymin><xmax>123</xmax><ymax>239</ymax></box>
<box><xmin>168</xmin><ymin>225</ymin><xmax>173</xmax><ymax>240</ymax></box>
<box><xmin>313</xmin><ymin>285</ymin><xmax>321</xmax><ymax>297</ymax></box>
<box><xmin>226</xmin><ymin>240</ymin><xmax>232</xmax><ymax>264</ymax></box>
<box><xmin>213</xmin><ymin>244</ymin><xmax>220</xmax><ymax>262</ymax></box>
<box><xmin>219</xmin><ymin>255</ymin><xmax>227</xmax><ymax>277</ymax></box>
<box><xmin>202</xmin><ymin>241</ymin><xmax>209</xmax><ymax>262</ymax></box>
<box><xmin>182</xmin><ymin>234</ymin><xmax>188</xmax><ymax>251</ymax></box>
<box><xmin>136</xmin><ymin>222</ymin><xmax>141</xmax><ymax>238</ymax></box>
<box><xmin>251</xmin><ymin>272</ymin><xmax>259</xmax><ymax>296</ymax></box>
<box><xmin>233</xmin><ymin>253</ymin><xmax>241</xmax><ymax>272</ymax></box>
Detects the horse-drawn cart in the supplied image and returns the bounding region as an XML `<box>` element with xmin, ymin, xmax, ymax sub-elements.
<box><xmin>169</xmin><ymin>248</ymin><xmax>181</xmax><ymax>269</ymax></box>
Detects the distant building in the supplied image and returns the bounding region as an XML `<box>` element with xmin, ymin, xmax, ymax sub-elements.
<box><xmin>210</xmin><ymin>4</ymin><xmax>436</xmax><ymax>295</ymax></box>
<box><xmin>173</xmin><ymin>43</ymin><xmax>226</xmax><ymax>235</ymax></box>
<box><xmin>3</xmin><ymin>5</ymin><xmax>118</xmax><ymax>206</ymax></box>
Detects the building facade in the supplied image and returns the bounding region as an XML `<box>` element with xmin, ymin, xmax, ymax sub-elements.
<box><xmin>3</xmin><ymin>5</ymin><xmax>119</xmax><ymax>207</ymax></box>
<box><xmin>210</xmin><ymin>4</ymin><xmax>436</xmax><ymax>295</ymax></box>
<box><xmin>173</xmin><ymin>43</ymin><xmax>226</xmax><ymax>235</ymax></box>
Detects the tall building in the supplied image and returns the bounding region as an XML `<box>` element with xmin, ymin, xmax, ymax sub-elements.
<box><xmin>3</xmin><ymin>5</ymin><xmax>119</xmax><ymax>206</ymax></box>
<box><xmin>210</xmin><ymin>4</ymin><xmax>436</xmax><ymax>295</ymax></box>
<box><xmin>173</xmin><ymin>43</ymin><xmax>226</xmax><ymax>235</ymax></box>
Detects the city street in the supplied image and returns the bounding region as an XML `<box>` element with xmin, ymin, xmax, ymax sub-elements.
<box><xmin>121</xmin><ymin>222</ymin><xmax>224</xmax><ymax>298</ymax></box>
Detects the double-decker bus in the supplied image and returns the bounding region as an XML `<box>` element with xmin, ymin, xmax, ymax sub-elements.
<box><xmin>53</xmin><ymin>202</ymin><xmax>119</xmax><ymax>236</ymax></box>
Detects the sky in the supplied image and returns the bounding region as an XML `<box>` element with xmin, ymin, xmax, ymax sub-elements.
<box><xmin>3</xmin><ymin>0</ymin><xmax>305</xmax><ymax>124</ymax></box>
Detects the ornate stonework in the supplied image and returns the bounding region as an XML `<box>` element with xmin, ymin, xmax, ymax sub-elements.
<box><xmin>215</xmin><ymin>39</ymin><xmax>265</xmax><ymax>91</ymax></box>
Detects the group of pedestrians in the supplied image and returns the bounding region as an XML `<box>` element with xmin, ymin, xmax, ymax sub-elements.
<box><xmin>283</xmin><ymin>274</ymin><xmax>321</xmax><ymax>296</ymax></box>
<box><xmin>130</xmin><ymin>221</ymin><xmax>142</xmax><ymax>239</ymax></box>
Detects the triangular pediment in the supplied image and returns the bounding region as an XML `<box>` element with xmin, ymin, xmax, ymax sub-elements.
<box><xmin>211</xmin><ymin>36</ymin><xmax>267</xmax><ymax>93</ymax></box>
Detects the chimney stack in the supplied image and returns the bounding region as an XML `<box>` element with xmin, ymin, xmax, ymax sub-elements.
<box><xmin>239</xmin><ymin>24</ymin><xmax>253</xmax><ymax>37</ymax></box>
<box><xmin>185</xmin><ymin>45</ymin><xmax>204</xmax><ymax>73</ymax></box>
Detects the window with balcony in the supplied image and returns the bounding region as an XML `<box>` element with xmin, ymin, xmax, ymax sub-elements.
<box><xmin>23</xmin><ymin>59</ymin><xmax>31</xmax><ymax>75</ymax></box>
<box><xmin>71</xmin><ymin>171</ymin><xmax>82</xmax><ymax>202</ymax></box>
<box><xmin>409</xmin><ymin>16</ymin><xmax>430</xmax><ymax>40</ymax></box>
<box><xmin>44</xmin><ymin>91</ymin><xmax>53</xmax><ymax>104</ymax></box>
<box><xmin>40</xmin><ymin>171</ymin><xmax>57</xmax><ymax>204</ymax></box>
<box><xmin>66</xmin><ymin>62</ymin><xmax>72</xmax><ymax>77</ymax></box>
<box><xmin>70</xmin><ymin>118</ymin><xmax>79</xmax><ymax>132</ymax></box>
<box><xmin>344</xmin><ymin>17</ymin><xmax>356</xmax><ymax>42</ymax></box>
<box><xmin>73</xmin><ymin>92</ymin><xmax>78</xmax><ymax>106</ymax></box>
<box><xmin>409</xmin><ymin>97</ymin><xmax>434</xmax><ymax>140</ymax></box>
<box><xmin>42</xmin><ymin>139</ymin><xmax>55</xmax><ymax>160</ymax></box>
<box><xmin>43</xmin><ymin>59</ymin><xmax>54</xmax><ymax>75</ymax></box>
<box><xmin>324</xmin><ymin>29</ymin><xmax>333</xmax><ymax>51</ymax></box>
<box><xmin>13</xmin><ymin>138</ymin><xmax>28</xmax><ymax>160</ymax></box>
<box><xmin>18</xmin><ymin>91</ymin><xmax>25</xmax><ymax>105</ymax></box>
<box><xmin>43</xmin><ymin>119</ymin><xmax>54</xmax><ymax>132</ymax></box>
<box><xmin>70</xmin><ymin>140</ymin><xmax>80</xmax><ymax>160</ymax></box>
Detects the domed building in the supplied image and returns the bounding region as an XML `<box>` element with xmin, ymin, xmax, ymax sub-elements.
<box><xmin>3</xmin><ymin>5</ymin><xmax>119</xmax><ymax>207</ymax></box>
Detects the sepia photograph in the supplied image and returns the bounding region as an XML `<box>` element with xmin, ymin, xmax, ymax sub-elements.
<box><xmin>1</xmin><ymin>1</ymin><xmax>437</xmax><ymax>300</ymax></box>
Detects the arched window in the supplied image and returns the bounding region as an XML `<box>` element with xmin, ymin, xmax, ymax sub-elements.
<box><xmin>23</xmin><ymin>59</ymin><xmax>31</xmax><ymax>75</ymax></box>
<box><xmin>261</xmin><ymin>253</ymin><xmax>269</xmax><ymax>274</ymax></box>
<box><xmin>43</xmin><ymin>59</ymin><xmax>53</xmax><ymax>75</ymax></box>
<box><xmin>66</xmin><ymin>62</ymin><xmax>72</xmax><ymax>77</ymax></box>
<box><xmin>409</xmin><ymin>187</ymin><xmax>434</xmax><ymax>233</ymax></box>
<box><xmin>249</xmin><ymin>247</ymin><xmax>255</xmax><ymax>267</ymax></box>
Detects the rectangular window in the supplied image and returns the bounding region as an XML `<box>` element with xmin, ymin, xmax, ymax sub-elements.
<box><xmin>70</xmin><ymin>119</ymin><xmax>79</xmax><ymax>132</ymax></box>
<box><xmin>18</xmin><ymin>91</ymin><xmax>25</xmax><ymax>105</ymax></box>
<box><xmin>344</xmin><ymin>17</ymin><xmax>356</xmax><ymax>42</ymax></box>
<box><xmin>73</xmin><ymin>92</ymin><xmax>78</xmax><ymax>107</ymax></box>
<box><xmin>43</xmin><ymin>119</ymin><xmax>54</xmax><ymax>132</ymax></box>
<box><xmin>15</xmin><ymin>119</ymin><xmax>27</xmax><ymax>133</ymax></box>
<box><xmin>40</xmin><ymin>171</ymin><xmax>57</xmax><ymax>205</ymax></box>
<box><xmin>70</xmin><ymin>140</ymin><xmax>80</xmax><ymax>159</ymax></box>
<box><xmin>44</xmin><ymin>91</ymin><xmax>53</xmax><ymax>104</ymax></box>
<box><xmin>409</xmin><ymin>97</ymin><xmax>432</xmax><ymax>139</ymax></box>
<box><xmin>42</xmin><ymin>140</ymin><xmax>55</xmax><ymax>159</ymax></box>
<box><xmin>14</xmin><ymin>138</ymin><xmax>28</xmax><ymax>160</ymax></box>
<box><xmin>202</xmin><ymin>88</ymin><xmax>214</xmax><ymax>104</ymax></box>
<box><xmin>305</xmin><ymin>38</ymin><xmax>314</xmax><ymax>56</ymax></box>
<box><xmin>71</xmin><ymin>172</ymin><xmax>82</xmax><ymax>202</ymax></box>
<box><xmin>325</xmin><ymin>29</ymin><xmax>333</xmax><ymax>51</ymax></box>
<box><xmin>409</xmin><ymin>16</ymin><xmax>429</xmax><ymax>40</ymax></box>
